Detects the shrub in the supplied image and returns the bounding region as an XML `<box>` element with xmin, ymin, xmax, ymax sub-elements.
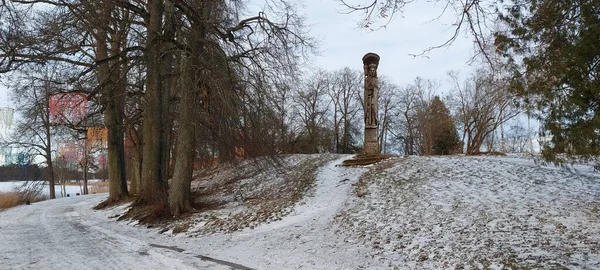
<box><xmin>14</xmin><ymin>181</ymin><xmax>45</xmax><ymax>202</ymax></box>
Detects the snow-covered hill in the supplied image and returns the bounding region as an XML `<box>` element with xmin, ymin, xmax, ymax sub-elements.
<box><xmin>335</xmin><ymin>155</ymin><xmax>600</xmax><ymax>269</ymax></box>
<box><xmin>1</xmin><ymin>154</ymin><xmax>598</xmax><ymax>269</ymax></box>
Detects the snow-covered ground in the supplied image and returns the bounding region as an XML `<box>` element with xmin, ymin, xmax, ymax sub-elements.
<box><xmin>1</xmin><ymin>154</ymin><xmax>599</xmax><ymax>269</ymax></box>
<box><xmin>179</xmin><ymin>155</ymin><xmax>371</xmax><ymax>269</ymax></box>
<box><xmin>0</xmin><ymin>194</ymin><xmax>233</xmax><ymax>269</ymax></box>
<box><xmin>336</xmin><ymin>155</ymin><xmax>600</xmax><ymax>269</ymax></box>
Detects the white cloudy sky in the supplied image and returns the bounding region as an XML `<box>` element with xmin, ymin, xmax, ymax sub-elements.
<box><xmin>303</xmin><ymin>0</ymin><xmax>476</xmax><ymax>87</ymax></box>
<box><xmin>0</xmin><ymin>0</ymin><xmax>477</xmax><ymax>109</ymax></box>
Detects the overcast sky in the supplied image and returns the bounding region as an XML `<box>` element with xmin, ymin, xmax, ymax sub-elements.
<box><xmin>0</xmin><ymin>0</ymin><xmax>477</xmax><ymax>109</ymax></box>
<box><xmin>303</xmin><ymin>0</ymin><xmax>476</xmax><ymax>88</ymax></box>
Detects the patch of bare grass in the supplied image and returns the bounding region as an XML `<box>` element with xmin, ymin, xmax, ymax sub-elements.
<box><xmin>353</xmin><ymin>157</ymin><xmax>400</xmax><ymax>198</ymax></box>
<box><xmin>121</xmin><ymin>202</ymin><xmax>171</xmax><ymax>225</ymax></box>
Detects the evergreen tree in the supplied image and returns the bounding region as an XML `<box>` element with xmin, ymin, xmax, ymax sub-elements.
<box><xmin>495</xmin><ymin>0</ymin><xmax>600</xmax><ymax>161</ymax></box>
<box><xmin>429</xmin><ymin>96</ymin><xmax>461</xmax><ymax>155</ymax></box>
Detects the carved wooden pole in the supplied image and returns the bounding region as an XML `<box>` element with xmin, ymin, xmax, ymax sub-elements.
<box><xmin>362</xmin><ymin>53</ymin><xmax>380</xmax><ymax>154</ymax></box>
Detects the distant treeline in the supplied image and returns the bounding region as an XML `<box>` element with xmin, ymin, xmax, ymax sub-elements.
<box><xmin>0</xmin><ymin>164</ymin><xmax>43</xmax><ymax>181</ymax></box>
<box><xmin>0</xmin><ymin>165</ymin><xmax>107</xmax><ymax>181</ymax></box>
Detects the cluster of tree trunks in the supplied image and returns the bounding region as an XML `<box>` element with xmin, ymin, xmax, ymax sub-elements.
<box><xmin>0</xmin><ymin>0</ymin><xmax>311</xmax><ymax>216</ymax></box>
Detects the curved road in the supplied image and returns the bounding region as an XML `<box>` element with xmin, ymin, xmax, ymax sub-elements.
<box><xmin>0</xmin><ymin>194</ymin><xmax>250</xmax><ymax>270</ymax></box>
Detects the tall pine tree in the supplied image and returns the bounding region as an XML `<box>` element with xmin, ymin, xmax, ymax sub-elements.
<box><xmin>495</xmin><ymin>0</ymin><xmax>600</xmax><ymax>162</ymax></box>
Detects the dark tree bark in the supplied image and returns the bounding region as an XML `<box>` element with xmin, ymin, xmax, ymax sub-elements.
<box><xmin>95</xmin><ymin>2</ymin><xmax>128</xmax><ymax>202</ymax></box>
<box><xmin>169</xmin><ymin>57</ymin><xmax>198</xmax><ymax>217</ymax></box>
<box><xmin>44</xmin><ymin>88</ymin><xmax>56</xmax><ymax>199</ymax></box>
<box><xmin>139</xmin><ymin>0</ymin><xmax>169</xmax><ymax>209</ymax></box>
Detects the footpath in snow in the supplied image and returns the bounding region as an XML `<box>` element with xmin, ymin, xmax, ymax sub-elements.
<box><xmin>0</xmin><ymin>193</ymin><xmax>236</xmax><ymax>269</ymax></box>
<box><xmin>181</xmin><ymin>155</ymin><xmax>370</xmax><ymax>269</ymax></box>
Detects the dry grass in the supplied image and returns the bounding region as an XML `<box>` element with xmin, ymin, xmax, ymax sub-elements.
<box><xmin>61</xmin><ymin>181</ymin><xmax>85</xmax><ymax>186</ymax></box>
<box><xmin>89</xmin><ymin>181</ymin><xmax>110</xmax><ymax>194</ymax></box>
<box><xmin>0</xmin><ymin>191</ymin><xmax>47</xmax><ymax>210</ymax></box>
<box><xmin>0</xmin><ymin>192</ymin><xmax>22</xmax><ymax>210</ymax></box>
<box><xmin>122</xmin><ymin>202</ymin><xmax>172</xmax><ymax>225</ymax></box>
<box><xmin>180</xmin><ymin>154</ymin><xmax>339</xmax><ymax>235</ymax></box>
<box><xmin>471</xmin><ymin>151</ymin><xmax>507</xmax><ymax>156</ymax></box>
<box><xmin>353</xmin><ymin>157</ymin><xmax>400</xmax><ymax>198</ymax></box>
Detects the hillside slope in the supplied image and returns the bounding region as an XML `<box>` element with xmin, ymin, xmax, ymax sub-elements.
<box><xmin>0</xmin><ymin>154</ymin><xmax>598</xmax><ymax>269</ymax></box>
<box><xmin>335</xmin><ymin>155</ymin><xmax>600</xmax><ymax>269</ymax></box>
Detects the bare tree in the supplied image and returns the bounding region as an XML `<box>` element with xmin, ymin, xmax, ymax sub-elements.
<box><xmin>376</xmin><ymin>76</ymin><xmax>400</xmax><ymax>154</ymax></box>
<box><xmin>3</xmin><ymin>67</ymin><xmax>63</xmax><ymax>199</ymax></box>
<box><xmin>504</xmin><ymin>120</ymin><xmax>530</xmax><ymax>153</ymax></box>
<box><xmin>169</xmin><ymin>50</ymin><xmax>198</xmax><ymax>217</ymax></box>
<box><xmin>166</xmin><ymin>0</ymin><xmax>313</xmax><ymax>216</ymax></box>
<box><xmin>0</xmin><ymin>0</ymin><xmax>133</xmax><ymax>202</ymax></box>
<box><xmin>293</xmin><ymin>71</ymin><xmax>332</xmax><ymax>153</ymax></box>
<box><xmin>395</xmin><ymin>77</ymin><xmax>437</xmax><ymax>155</ymax></box>
<box><xmin>2</xmin><ymin>0</ymin><xmax>314</xmax><ymax>218</ymax></box>
<box><xmin>448</xmin><ymin>70</ymin><xmax>518</xmax><ymax>154</ymax></box>
<box><xmin>91</xmin><ymin>1</ymin><xmax>131</xmax><ymax>202</ymax></box>
<box><xmin>396</xmin><ymin>85</ymin><xmax>418</xmax><ymax>155</ymax></box>
<box><xmin>329</xmin><ymin>68</ymin><xmax>362</xmax><ymax>153</ymax></box>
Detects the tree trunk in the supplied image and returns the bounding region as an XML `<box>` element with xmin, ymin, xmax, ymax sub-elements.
<box><xmin>126</xmin><ymin>126</ymin><xmax>142</xmax><ymax>195</ymax></box>
<box><xmin>169</xmin><ymin>58</ymin><xmax>197</xmax><ymax>217</ymax></box>
<box><xmin>45</xmin><ymin>152</ymin><xmax>56</xmax><ymax>199</ymax></box>
<box><xmin>131</xmin><ymin>142</ymin><xmax>142</xmax><ymax>194</ymax></box>
<box><xmin>106</xmin><ymin>104</ymin><xmax>128</xmax><ymax>199</ymax></box>
<box><xmin>44</xmin><ymin>89</ymin><xmax>56</xmax><ymax>199</ymax></box>
<box><xmin>83</xmin><ymin>140</ymin><xmax>88</xmax><ymax>195</ymax></box>
<box><xmin>96</xmin><ymin>7</ymin><xmax>128</xmax><ymax>201</ymax></box>
<box><xmin>104</xmin><ymin>72</ymin><xmax>128</xmax><ymax>200</ymax></box>
<box><xmin>140</xmin><ymin>0</ymin><xmax>169</xmax><ymax>208</ymax></box>
<box><xmin>333</xmin><ymin>106</ymin><xmax>339</xmax><ymax>153</ymax></box>
<box><xmin>160</xmin><ymin>1</ymin><xmax>177</xmax><ymax>185</ymax></box>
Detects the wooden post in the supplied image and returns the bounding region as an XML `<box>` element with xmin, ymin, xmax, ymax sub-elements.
<box><xmin>362</xmin><ymin>53</ymin><xmax>380</xmax><ymax>154</ymax></box>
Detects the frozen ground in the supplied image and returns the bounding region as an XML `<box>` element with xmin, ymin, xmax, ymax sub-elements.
<box><xmin>0</xmin><ymin>154</ymin><xmax>599</xmax><ymax>269</ymax></box>
<box><xmin>336</xmin><ymin>155</ymin><xmax>600</xmax><ymax>269</ymax></box>
<box><xmin>0</xmin><ymin>193</ymin><xmax>234</xmax><ymax>269</ymax></box>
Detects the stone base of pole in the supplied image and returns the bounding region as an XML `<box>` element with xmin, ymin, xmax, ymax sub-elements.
<box><xmin>364</xmin><ymin>128</ymin><xmax>378</xmax><ymax>155</ymax></box>
<box><xmin>343</xmin><ymin>128</ymin><xmax>395</xmax><ymax>167</ymax></box>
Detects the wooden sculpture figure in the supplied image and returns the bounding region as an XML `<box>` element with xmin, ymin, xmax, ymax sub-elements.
<box><xmin>362</xmin><ymin>53</ymin><xmax>380</xmax><ymax>154</ymax></box>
